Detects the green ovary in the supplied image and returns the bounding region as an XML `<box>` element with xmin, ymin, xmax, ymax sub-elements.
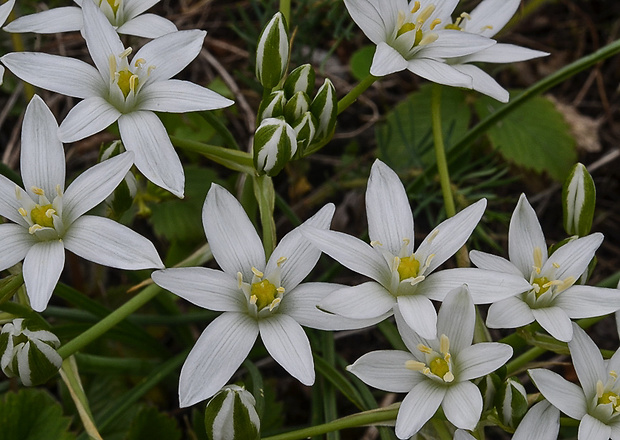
<box><xmin>30</xmin><ymin>204</ymin><xmax>54</xmax><ymax>228</ymax></box>
<box><xmin>397</xmin><ymin>256</ymin><xmax>420</xmax><ymax>281</ymax></box>
<box><xmin>599</xmin><ymin>391</ymin><xmax>620</xmax><ymax>409</ymax></box>
<box><xmin>429</xmin><ymin>357</ymin><xmax>449</xmax><ymax>379</ymax></box>
<box><xmin>116</xmin><ymin>69</ymin><xmax>136</xmax><ymax>98</ymax></box>
<box><xmin>251</xmin><ymin>279</ymin><xmax>278</xmax><ymax>311</ymax></box>
<box><xmin>532</xmin><ymin>276</ymin><xmax>551</xmax><ymax>298</ymax></box>
<box><xmin>102</xmin><ymin>0</ymin><xmax>121</xmax><ymax>15</ymax></box>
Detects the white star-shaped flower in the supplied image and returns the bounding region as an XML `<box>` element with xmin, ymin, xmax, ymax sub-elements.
<box><xmin>472</xmin><ymin>193</ymin><xmax>620</xmax><ymax>342</ymax></box>
<box><xmin>0</xmin><ymin>95</ymin><xmax>164</xmax><ymax>312</ymax></box>
<box><xmin>303</xmin><ymin>159</ymin><xmax>531</xmax><ymax>339</ymax></box>
<box><xmin>347</xmin><ymin>285</ymin><xmax>513</xmax><ymax>439</ymax></box>
<box><xmin>152</xmin><ymin>184</ymin><xmax>383</xmax><ymax>407</ymax></box>
<box><xmin>1</xmin><ymin>0</ymin><xmax>233</xmax><ymax>197</ymax></box>
<box><xmin>4</xmin><ymin>0</ymin><xmax>177</xmax><ymax>39</ymax></box>
<box><xmin>530</xmin><ymin>322</ymin><xmax>620</xmax><ymax>439</ymax></box>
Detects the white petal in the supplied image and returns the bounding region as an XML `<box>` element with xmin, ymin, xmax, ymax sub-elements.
<box><xmin>451</xmin><ymin>64</ymin><xmax>509</xmax><ymax>103</ymax></box>
<box><xmin>442</xmin><ymin>381</ymin><xmax>482</xmax><ymax>430</ymax></box>
<box><xmin>370</xmin><ymin>42</ymin><xmax>408</xmax><ymax>76</ymax></box>
<box><xmin>62</xmin><ymin>152</ymin><xmax>134</xmax><ymax>224</ymax></box>
<box><xmin>0</xmin><ymin>0</ymin><xmax>14</xmax><ymax>25</ymax></box>
<box><xmin>579</xmin><ymin>414</ymin><xmax>611</xmax><ymax>440</ymax></box>
<box><xmin>456</xmin><ymin>343</ymin><xmax>512</xmax><ymax>381</ymax></box>
<box><xmin>4</xmin><ymin>7</ymin><xmax>82</xmax><ymax>33</ymax></box>
<box><xmin>152</xmin><ymin>268</ymin><xmax>244</xmax><ymax>312</ymax></box>
<box><xmin>415</xmin><ymin>268</ymin><xmax>531</xmax><ymax>303</ymax></box>
<box><xmin>513</xmin><ymin>401</ymin><xmax>560</xmax><ymax>440</ymax></box>
<box><xmin>179</xmin><ymin>312</ymin><xmax>258</xmax><ymax>407</ymax></box>
<box><xmin>133</xmin><ymin>30</ymin><xmax>206</xmax><ymax>84</ymax></box>
<box><xmin>116</xmin><ymin>14</ymin><xmax>177</xmax><ymax>38</ymax></box>
<box><xmin>137</xmin><ymin>80</ymin><xmax>233</xmax><ymax>113</ymax></box>
<box><xmin>509</xmin><ymin>194</ymin><xmax>547</xmax><ymax>278</ymax></box>
<box><xmin>396</xmin><ymin>381</ymin><xmax>445</xmax><ymax>438</ymax></box>
<box><xmin>465</xmin><ymin>0</ymin><xmax>520</xmax><ymax>37</ymax></box>
<box><xmin>122</xmin><ymin>0</ymin><xmax>160</xmax><ymax>18</ymax></box>
<box><xmin>407</xmin><ymin>58</ymin><xmax>473</xmax><ymax>88</ymax></box>
<box><xmin>259</xmin><ymin>314</ymin><xmax>314</xmax><ymax>385</ymax></box>
<box><xmin>58</xmin><ymin>96</ymin><xmax>121</xmax><ymax>142</ymax></box>
<box><xmin>118</xmin><ymin>111</ymin><xmax>185</xmax><ymax>197</ymax></box>
<box><xmin>528</xmin><ymin>368</ymin><xmax>587</xmax><ymax>419</ymax></box>
<box><xmin>0</xmin><ymin>224</ymin><xmax>35</xmax><ymax>271</ymax></box>
<box><xmin>454</xmin><ymin>429</ymin><xmax>477</xmax><ymax>440</ymax></box>
<box><xmin>319</xmin><ymin>282</ymin><xmax>395</xmax><ymax>320</ymax></box>
<box><xmin>366</xmin><ymin>159</ymin><xmax>414</xmax><ymax>255</ymax></box>
<box><xmin>418</xmin><ymin>30</ymin><xmax>495</xmax><ymax>58</ymax></box>
<box><xmin>396</xmin><ymin>294</ymin><xmax>438</xmax><ymax>340</ymax></box>
<box><xmin>281</xmin><ymin>282</ymin><xmax>388</xmax><ymax>331</ymax></box>
<box><xmin>394</xmin><ymin>306</ymin><xmax>430</xmax><ymax>360</ymax></box>
<box><xmin>202</xmin><ymin>184</ymin><xmax>265</xmax><ymax>281</ymax></box>
<box><xmin>301</xmin><ymin>228</ymin><xmax>390</xmax><ymax>285</ymax></box>
<box><xmin>541</xmin><ymin>233</ymin><xmax>603</xmax><ymax>281</ymax></box>
<box><xmin>0</xmin><ymin>175</ymin><xmax>26</xmax><ymax>225</ymax></box>
<box><xmin>63</xmin><ymin>216</ymin><xmax>164</xmax><ymax>269</ymax></box>
<box><xmin>82</xmin><ymin>0</ymin><xmax>125</xmax><ymax>80</ymax></box>
<box><xmin>532</xmin><ymin>307</ymin><xmax>573</xmax><ymax>342</ymax></box>
<box><xmin>342</xmin><ymin>0</ymin><xmax>402</xmax><ymax>45</ymax></box>
<box><xmin>469</xmin><ymin>250</ymin><xmax>522</xmax><ymax>276</ymax></box>
<box><xmin>486</xmin><ymin>296</ymin><xmax>535</xmax><ymax>329</ymax></box>
<box><xmin>23</xmin><ymin>240</ymin><xmax>65</xmax><ymax>312</ymax></box>
<box><xmin>436</xmin><ymin>285</ymin><xmax>475</xmax><ymax>353</ymax></box>
<box><xmin>556</xmin><ymin>285</ymin><xmax>620</xmax><ymax>319</ymax></box>
<box><xmin>21</xmin><ymin>95</ymin><xmax>65</xmax><ymax>198</ymax></box>
<box><xmin>0</xmin><ymin>52</ymin><xmax>104</xmax><ymax>98</ymax></box>
<box><xmin>568</xmin><ymin>323</ymin><xmax>606</xmax><ymax>397</ymax></box>
<box><xmin>415</xmin><ymin>199</ymin><xmax>486</xmax><ymax>274</ymax></box>
<box><xmin>347</xmin><ymin>350</ymin><xmax>419</xmax><ymax>393</ymax></box>
<box><xmin>461</xmin><ymin>44</ymin><xmax>549</xmax><ymax>63</ymax></box>
<box><xmin>266</xmin><ymin>204</ymin><xmax>335</xmax><ymax>291</ymax></box>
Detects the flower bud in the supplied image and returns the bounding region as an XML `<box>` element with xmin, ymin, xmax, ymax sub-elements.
<box><xmin>284</xmin><ymin>64</ymin><xmax>315</xmax><ymax>98</ymax></box>
<box><xmin>257</xmin><ymin>90</ymin><xmax>286</xmax><ymax>122</ymax></box>
<box><xmin>494</xmin><ymin>378</ymin><xmax>528</xmax><ymax>429</ymax></box>
<box><xmin>0</xmin><ymin>319</ymin><xmax>62</xmax><ymax>386</ymax></box>
<box><xmin>292</xmin><ymin>111</ymin><xmax>318</xmax><ymax>154</ymax></box>
<box><xmin>310</xmin><ymin>78</ymin><xmax>337</xmax><ymax>140</ymax></box>
<box><xmin>256</xmin><ymin>12</ymin><xmax>289</xmax><ymax>89</ymax></box>
<box><xmin>562</xmin><ymin>162</ymin><xmax>595</xmax><ymax>237</ymax></box>
<box><xmin>253</xmin><ymin>118</ymin><xmax>297</xmax><ymax>176</ymax></box>
<box><xmin>284</xmin><ymin>91</ymin><xmax>310</xmax><ymax>123</ymax></box>
<box><xmin>204</xmin><ymin>385</ymin><xmax>260</xmax><ymax>440</ymax></box>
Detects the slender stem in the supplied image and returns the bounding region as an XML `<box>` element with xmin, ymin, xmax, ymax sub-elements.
<box><xmin>263</xmin><ymin>406</ymin><xmax>399</xmax><ymax>440</ymax></box>
<box><xmin>171</xmin><ymin>136</ymin><xmax>254</xmax><ymax>174</ymax></box>
<box><xmin>279</xmin><ymin>0</ymin><xmax>291</xmax><ymax>27</ymax></box>
<box><xmin>431</xmin><ymin>84</ymin><xmax>455</xmax><ymax>218</ymax></box>
<box><xmin>253</xmin><ymin>174</ymin><xmax>277</xmax><ymax>258</ymax></box>
<box><xmin>337</xmin><ymin>74</ymin><xmax>378</xmax><ymax>114</ymax></box>
<box><xmin>430</xmin><ymin>418</ymin><xmax>453</xmax><ymax>440</ymax></box>
<box><xmin>0</xmin><ymin>273</ymin><xmax>24</xmax><ymax>306</ymax></box>
<box><xmin>505</xmin><ymin>346</ymin><xmax>546</xmax><ymax>376</ymax></box>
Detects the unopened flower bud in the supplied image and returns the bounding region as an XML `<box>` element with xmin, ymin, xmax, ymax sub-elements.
<box><xmin>284</xmin><ymin>91</ymin><xmax>310</xmax><ymax>122</ymax></box>
<box><xmin>310</xmin><ymin>78</ymin><xmax>337</xmax><ymax>140</ymax></box>
<box><xmin>562</xmin><ymin>163</ymin><xmax>595</xmax><ymax>237</ymax></box>
<box><xmin>292</xmin><ymin>112</ymin><xmax>318</xmax><ymax>154</ymax></box>
<box><xmin>494</xmin><ymin>378</ymin><xmax>528</xmax><ymax>429</ymax></box>
<box><xmin>284</xmin><ymin>64</ymin><xmax>315</xmax><ymax>98</ymax></box>
<box><xmin>257</xmin><ymin>90</ymin><xmax>286</xmax><ymax>122</ymax></box>
<box><xmin>253</xmin><ymin>118</ymin><xmax>297</xmax><ymax>176</ymax></box>
<box><xmin>204</xmin><ymin>385</ymin><xmax>260</xmax><ymax>440</ymax></box>
<box><xmin>256</xmin><ymin>12</ymin><xmax>289</xmax><ymax>89</ymax></box>
<box><xmin>0</xmin><ymin>319</ymin><xmax>62</xmax><ymax>386</ymax></box>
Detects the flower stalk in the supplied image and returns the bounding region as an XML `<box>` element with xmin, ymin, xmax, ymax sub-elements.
<box><xmin>337</xmin><ymin>74</ymin><xmax>377</xmax><ymax>115</ymax></box>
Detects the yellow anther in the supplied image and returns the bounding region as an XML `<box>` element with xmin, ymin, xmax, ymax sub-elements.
<box><xmin>552</xmin><ymin>262</ymin><xmax>560</xmax><ymax>268</ymax></box>
<box><xmin>129</xmin><ymin>74</ymin><xmax>139</xmax><ymax>93</ymax></box>
<box><xmin>611</xmin><ymin>371</ymin><xmax>618</xmax><ymax>379</ymax></box>
<box><xmin>402</xmin><ymin>238</ymin><xmax>410</xmax><ymax>245</ymax></box>
<box><xmin>370</xmin><ymin>240</ymin><xmax>383</xmax><ymax>248</ymax></box>
<box><xmin>18</xmin><ymin>207</ymin><xmax>27</xmax><ymax>217</ymax></box>
<box><xmin>417</xmin><ymin>5</ymin><xmax>435</xmax><ymax>25</ymax></box>
<box><xmin>29</xmin><ymin>224</ymin><xmax>43</xmax><ymax>234</ymax></box>
<box><xmin>276</xmin><ymin>287</ymin><xmax>285</xmax><ymax>294</ymax></box>
<box><xmin>597</xmin><ymin>380</ymin><xmax>605</xmax><ymax>398</ymax></box>
<box><xmin>533</xmin><ymin>247</ymin><xmax>543</xmax><ymax>272</ymax></box>
<box><xmin>268</xmin><ymin>297</ymin><xmax>282</xmax><ymax>311</ymax></box>
<box><xmin>408</xmin><ymin>275</ymin><xmax>425</xmax><ymax>286</ymax></box>
<box><xmin>237</xmin><ymin>272</ymin><xmax>243</xmax><ymax>288</ymax></box>
<box><xmin>427</xmin><ymin>229</ymin><xmax>440</xmax><ymax>243</ymax></box>
<box><xmin>31</xmin><ymin>186</ymin><xmax>45</xmax><ymax>196</ymax></box>
<box><xmin>440</xmin><ymin>334</ymin><xmax>450</xmax><ymax>354</ymax></box>
<box><xmin>116</xmin><ymin>69</ymin><xmax>134</xmax><ymax>98</ymax></box>
<box><xmin>443</xmin><ymin>371</ymin><xmax>455</xmax><ymax>382</ymax></box>
<box><xmin>430</xmin><ymin>18</ymin><xmax>441</xmax><ymax>30</ymax></box>
<box><xmin>411</xmin><ymin>1</ymin><xmax>420</xmax><ymax>13</ymax></box>
<box><xmin>419</xmin><ymin>33</ymin><xmax>438</xmax><ymax>46</ymax></box>
<box><xmin>397</xmin><ymin>22</ymin><xmax>417</xmax><ymax>38</ymax></box>
<box><xmin>405</xmin><ymin>360</ymin><xmax>426</xmax><ymax>371</ymax></box>
<box><xmin>480</xmin><ymin>25</ymin><xmax>494</xmax><ymax>32</ymax></box>
<box><xmin>251</xmin><ymin>267</ymin><xmax>264</xmax><ymax>278</ymax></box>
<box><xmin>249</xmin><ymin>295</ymin><xmax>257</xmax><ymax>305</ymax></box>
<box><xmin>277</xmin><ymin>256</ymin><xmax>287</xmax><ymax>266</ymax></box>
<box><xmin>417</xmin><ymin>344</ymin><xmax>432</xmax><ymax>354</ymax></box>
<box><xmin>109</xmin><ymin>54</ymin><xmax>117</xmax><ymax>80</ymax></box>
<box><xmin>56</xmin><ymin>184</ymin><xmax>62</xmax><ymax>196</ymax></box>
<box><xmin>119</xmin><ymin>47</ymin><xmax>132</xmax><ymax>59</ymax></box>
<box><xmin>532</xmin><ymin>276</ymin><xmax>551</xmax><ymax>298</ymax></box>
<box><xmin>134</xmin><ymin>58</ymin><xmax>146</xmax><ymax>68</ymax></box>
<box><xmin>15</xmin><ymin>186</ymin><xmax>22</xmax><ymax>199</ymax></box>
<box><xmin>461</xmin><ymin>12</ymin><xmax>471</xmax><ymax>20</ymax></box>
<box><xmin>557</xmin><ymin>276</ymin><xmax>576</xmax><ymax>293</ymax></box>
<box><xmin>147</xmin><ymin>65</ymin><xmax>156</xmax><ymax>76</ymax></box>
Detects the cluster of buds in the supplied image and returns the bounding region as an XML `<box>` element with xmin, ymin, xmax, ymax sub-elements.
<box><xmin>254</xmin><ymin>14</ymin><xmax>337</xmax><ymax>176</ymax></box>
<box><xmin>204</xmin><ymin>385</ymin><xmax>260</xmax><ymax>440</ymax></box>
<box><xmin>0</xmin><ymin>318</ymin><xmax>62</xmax><ymax>386</ymax></box>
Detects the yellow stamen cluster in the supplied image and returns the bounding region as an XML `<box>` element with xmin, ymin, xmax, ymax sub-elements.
<box><xmin>101</xmin><ymin>0</ymin><xmax>121</xmax><ymax>15</ymax></box>
<box><xmin>30</xmin><ymin>204</ymin><xmax>55</xmax><ymax>228</ymax></box>
<box><xmin>246</xmin><ymin>266</ymin><xmax>285</xmax><ymax>312</ymax></box>
<box><xmin>532</xmin><ymin>276</ymin><xmax>551</xmax><ymax>298</ymax></box>
<box><xmin>406</xmin><ymin>335</ymin><xmax>454</xmax><ymax>383</ymax></box>
<box><xmin>597</xmin><ymin>374</ymin><xmax>620</xmax><ymax>412</ymax></box>
<box><xmin>395</xmin><ymin>2</ymin><xmax>439</xmax><ymax>48</ymax></box>
<box><xmin>397</xmin><ymin>256</ymin><xmax>420</xmax><ymax>281</ymax></box>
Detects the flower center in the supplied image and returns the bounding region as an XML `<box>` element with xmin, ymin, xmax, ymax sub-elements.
<box><xmin>251</xmin><ymin>279</ymin><xmax>279</xmax><ymax>311</ymax></box>
<box><xmin>116</xmin><ymin>68</ymin><xmax>137</xmax><ymax>98</ymax></box>
<box><xmin>16</xmin><ymin>186</ymin><xmax>65</xmax><ymax>237</ymax></box>
<box><xmin>405</xmin><ymin>334</ymin><xmax>454</xmax><ymax>383</ymax></box>
<box><xmin>429</xmin><ymin>357</ymin><xmax>450</xmax><ymax>378</ymax></box>
<box><xmin>30</xmin><ymin>204</ymin><xmax>55</xmax><ymax>228</ymax></box>
<box><xmin>599</xmin><ymin>391</ymin><xmax>620</xmax><ymax>408</ymax></box>
<box><xmin>100</xmin><ymin>0</ymin><xmax>121</xmax><ymax>15</ymax></box>
<box><xmin>395</xmin><ymin>2</ymin><xmax>440</xmax><ymax>52</ymax></box>
<box><xmin>397</xmin><ymin>256</ymin><xmax>420</xmax><ymax>282</ymax></box>
<box><xmin>532</xmin><ymin>276</ymin><xmax>551</xmax><ymax>298</ymax></box>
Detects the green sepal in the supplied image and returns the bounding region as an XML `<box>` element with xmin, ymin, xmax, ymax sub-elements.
<box><xmin>310</xmin><ymin>78</ymin><xmax>337</xmax><ymax>140</ymax></box>
<box><xmin>256</xmin><ymin>12</ymin><xmax>289</xmax><ymax>89</ymax></box>
<box><xmin>494</xmin><ymin>378</ymin><xmax>528</xmax><ymax>429</ymax></box>
<box><xmin>292</xmin><ymin>111</ymin><xmax>318</xmax><ymax>156</ymax></box>
<box><xmin>562</xmin><ymin>162</ymin><xmax>596</xmax><ymax>237</ymax></box>
<box><xmin>253</xmin><ymin>118</ymin><xmax>296</xmax><ymax>176</ymax></box>
<box><xmin>283</xmin><ymin>91</ymin><xmax>310</xmax><ymax>123</ymax></box>
<box><xmin>257</xmin><ymin>90</ymin><xmax>286</xmax><ymax>122</ymax></box>
<box><xmin>284</xmin><ymin>64</ymin><xmax>315</xmax><ymax>98</ymax></box>
<box><xmin>204</xmin><ymin>385</ymin><xmax>260</xmax><ymax>440</ymax></box>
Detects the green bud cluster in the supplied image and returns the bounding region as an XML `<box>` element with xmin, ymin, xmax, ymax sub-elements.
<box><xmin>204</xmin><ymin>385</ymin><xmax>260</xmax><ymax>440</ymax></box>
<box><xmin>494</xmin><ymin>378</ymin><xmax>528</xmax><ymax>430</ymax></box>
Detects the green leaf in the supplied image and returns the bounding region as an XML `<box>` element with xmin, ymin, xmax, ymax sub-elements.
<box><xmin>474</xmin><ymin>94</ymin><xmax>577</xmax><ymax>181</ymax></box>
<box><xmin>159</xmin><ymin>112</ymin><xmax>216</xmax><ymax>144</ymax></box>
<box><xmin>376</xmin><ymin>84</ymin><xmax>470</xmax><ymax>172</ymax></box>
<box><xmin>349</xmin><ymin>45</ymin><xmax>374</xmax><ymax>81</ymax></box>
<box><xmin>0</xmin><ymin>389</ymin><xmax>76</xmax><ymax>440</ymax></box>
<box><xmin>124</xmin><ymin>406</ymin><xmax>181</xmax><ymax>440</ymax></box>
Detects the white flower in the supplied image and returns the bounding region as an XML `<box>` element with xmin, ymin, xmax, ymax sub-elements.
<box><xmin>4</xmin><ymin>0</ymin><xmax>177</xmax><ymax>39</ymax></box>
<box><xmin>0</xmin><ymin>0</ymin><xmax>15</xmax><ymax>84</ymax></box>
<box><xmin>472</xmin><ymin>193</ymin><xmax>620</xmax><ymax>342</ymax></box>
<box><xmin>303</xmin><ymin>159</ymin><xmax>531</xmax><ymax>339</ymax></box>
<box><xmin>151</xmin><ymin>184</ymin><xmax>383</xmax><ymax>407</ymax></box>
<box><xmin>347</xmin><ymin>285</ymin><xmax>513</xmax><ymax>439</ymax></box>
<box><xmin>443</xmin><ymin>0</ymin><xmax>549</xmax><ymax>102</ymax></box>
<box><xmin>529</xmin><ymin>322</ymin><xmax>620</xmax><ymax>439</ymax></box>
<box><xmin>512</xmin><ymin>400</ymin><xmax>560</xmax><ymax>440</ymax></box>
<box><xmin>343</xmin><ymin>0</ymin><xmax>495</xmax><ymax>87</ymax></box>
<box><xmin>1</xmin><ymin>0</ymin><xmax>233</xmax><ymax>198</ymax></box>
<box><xmin>0</xmin><ymin>95</ymin><xmax>164</xmax><ymax>312</ymax></box>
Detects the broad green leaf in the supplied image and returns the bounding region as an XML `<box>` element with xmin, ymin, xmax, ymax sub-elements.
<box><xmin>159</xmin><ymin>112</ymin><xmax>216</xmax><ymax>144</ymax></box>
<box><xmin>124</xmin><ymin>406</ymin><xmax>181</xmax><ymax>440</ymax></box>
<box><xmin>474</xmin><ymin>94</ymin><xmax>577</xmax><ymax>181</ymax></box>
<box><xmin>376</xmin><ymin>84</ymin><xmax>470</xmax><ymax>172</ymax></box>
<box><xmin>349</xmin><ymin>45</ymin><xmax>374</xmax><ymax>81</ymax></box>
<box><xmin>0</xmin><ymin>389</ymin><xmax>76</xmax><ymax>440</ymax></box>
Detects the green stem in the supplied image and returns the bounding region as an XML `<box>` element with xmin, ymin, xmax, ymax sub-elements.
<box><xmin>505</xmin><ymin>346</ymin><xmax>546</xmax><ymax>376</ymax></box>
<box><xmin>57</xmin><ymin>284</ymin><xmax>162</xmax><ymax>359</ymax></box>
<box><xmin>263</xmin><ymin>406</ymin><xmax>399</xmax><ymax>440</ymax></box>
<box><xmin>253</xmin><ymin>174</ymin><xmax>277</xmax><ymax>258</ymax></box>
<box><xmin>199</xmin><ymin>111</ymin><xmax>240</xmax><ymax>150</ymax></box>
<box><xmin>0</xmin><ymin>273</ymin><xmax>24</xmax><ymax>306</ymax></box>
<box><xmin>337</xmin><ymin>74</ymin><xmax>378</xmax><ymax>114</ymax></box>
<box><xmin>431</xmin><ymin>83</ymin><xmax>456</xmax><ymax>218</ymax></box>
<box><xmin>279</xmin><ymin>0</ymin><xmax>291</xmax><ymax>27</ymax></box>
<box><xmin>430</xmin><ymin>418</ymin><xmax>453</xmax><ymax>440</ymax></box>
<box><xmin>171</xmin><ymin>136</ymin><xmax>254</xmax><ymax>174</ymax></box>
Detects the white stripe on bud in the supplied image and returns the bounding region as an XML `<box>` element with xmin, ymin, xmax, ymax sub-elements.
<box><xmin>257</xmin><ymin>90</ymin><xmax>286</xmax><ymax>122</ymax></box>
<box><xmin>562</xmin><ymin>162</ymin><xmax>596</xmax><ymax>237</ymax></box>
<box><xmin>310</xmin><ymin>78</ymin><xmax>337</xmax><ymax>140</ymax></box>
<box><xmin>292</xmin><ymin>111</ymin><xmax>318</xmax><ymax>154</ymax></box>
<box><xmin>204</xmin><ymin>385</ymin><xmax>260</xmax><ymax>440</ymax></box>
<box><xmin>253</xmin><ymin>118</ymin><xmax>297</xmax><ymax>176</ymax></box>
<box><xmin>495</xmin><ymin>377</ymin><xmax>528</xmax><ymax>429</ymax></box>
<box><xmin>284</xmin><ymin>64</ymin><xmax>315</xmax><ymax>98</ymax></box>
<box><xmin>256</xmin><ymin>12</ymin><xmax>289</xmax><ymax>89</ymax></box>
